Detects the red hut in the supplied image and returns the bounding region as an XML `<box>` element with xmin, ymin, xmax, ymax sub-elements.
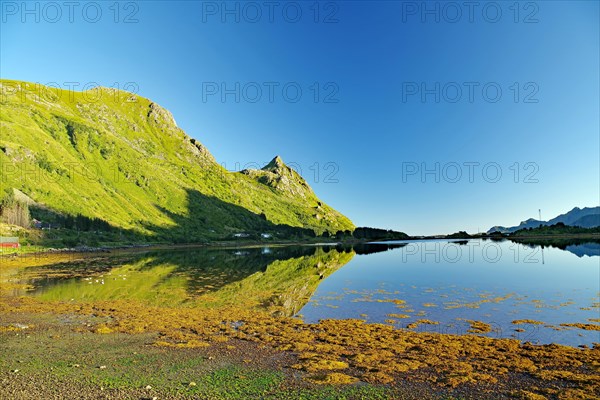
<box><xmin>0</xmin><ymin>237</ymin><xmax>20</xmax><ymax>248</ymax></box>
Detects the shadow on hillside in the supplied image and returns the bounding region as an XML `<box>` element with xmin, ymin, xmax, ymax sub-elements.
<box><xmin>27</xmin><ymin>188</ymin><xmax>315</xmax><ymax>247</ymax></box>
<box><xmin>139</xmin><ymin>188</ymin><xmax>317</xmax><ymax>243</ymax></box>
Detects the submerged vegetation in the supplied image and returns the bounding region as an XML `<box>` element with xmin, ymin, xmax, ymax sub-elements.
<box><xmin>2</xmin><ymin>293</ymin><xmax>599</xmax><ymax>399</ymax></box>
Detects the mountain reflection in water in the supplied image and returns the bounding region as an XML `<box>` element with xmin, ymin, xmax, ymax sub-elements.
<box><xmin>7</xmin><ymin>239</ymin><xmax>598</xmax><ymax>346</ymax></box>
<box><xmin>11</xmin><ymin>243</ymin><xmax>402</xmax><ymax>316</ymax></box>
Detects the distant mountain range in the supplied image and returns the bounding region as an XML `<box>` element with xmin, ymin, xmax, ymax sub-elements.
<box><xmin>488</xmin><ymin>207</ymin><xmax>600</xmax><ymax>234</ymax></box>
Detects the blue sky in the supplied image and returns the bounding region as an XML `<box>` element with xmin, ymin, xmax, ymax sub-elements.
<box><xmin>1</xmin><ymin>1</ymin><xmax>598</xmax><ymax>235</ymax></box>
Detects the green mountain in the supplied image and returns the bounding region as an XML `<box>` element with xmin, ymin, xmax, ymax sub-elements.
<box><xmin>0</xmin><ymin>79</ymin><xmax>354</xmax><ymax>244</ymax></box>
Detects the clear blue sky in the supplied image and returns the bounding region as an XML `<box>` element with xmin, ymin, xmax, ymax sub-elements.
<box><xmin>1</xmin><ymin>1</ymin><xmax>598</xmax><ymax>235</ymax></box>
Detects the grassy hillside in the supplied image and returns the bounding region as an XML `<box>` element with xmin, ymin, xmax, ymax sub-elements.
<box><xmin>0</xmin><ymin>80</ymin><xmax>353</xmax><ymax>245</ymax></box>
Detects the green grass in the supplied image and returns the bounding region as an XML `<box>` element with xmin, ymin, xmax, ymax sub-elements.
<box><xmin>262</xmin><ymin>387</ymin><xmax>394</xmax><ymax>400</ymax></box>
<box><xmin>0</xmin><ymin>79</ymin><xmax>354</xmax><ymax>247</ymax></box>
<box><xmin>189</xmin><ymin>366</ymin><xmax>284</xmax><ymax>399</ymax></box>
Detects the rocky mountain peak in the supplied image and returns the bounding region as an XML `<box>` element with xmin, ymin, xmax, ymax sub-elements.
<box><xmin>262</xmin><ymin>155</ymin><xmax>286</xmax><ymax>172</ymax></box>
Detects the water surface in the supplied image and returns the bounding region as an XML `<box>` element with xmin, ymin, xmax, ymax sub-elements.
<box><xmin>4</xmin><ymin>239</ymin><xmax>598</xmax><ymax>347</ymax></box>
<box><xmin>300</xmin><ymin>239</ymin><xmax>600</xmax><ymax>347</ymax></box>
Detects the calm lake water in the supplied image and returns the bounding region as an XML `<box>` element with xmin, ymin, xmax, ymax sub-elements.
<box><xmin>299</xmin><ymin>239</ymin><xmax>599</xmax><ymax>347</ymax></box>
<box><xmin>5</xmin><ymin>239</ymin><xmax>599</xmax><ymax>347</ymax></box>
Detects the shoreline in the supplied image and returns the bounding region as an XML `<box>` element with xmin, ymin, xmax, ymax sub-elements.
<box><xmin>0</xmin><ymin>239</ymin><xmax>344</xmax><ymax>258</ymax></box>
<box><xmin>3</xmin><ymin>233</ymin><xmax>599</xmax><ymax>258</ymax></box>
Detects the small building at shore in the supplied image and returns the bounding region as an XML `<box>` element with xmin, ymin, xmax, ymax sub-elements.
<box><xmin>0</xmin><ymin>237</ymin><xmax>20</xmax><ymax>248</ymax></box>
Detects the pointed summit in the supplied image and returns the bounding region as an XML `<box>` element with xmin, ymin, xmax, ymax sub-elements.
<box><xmin>262</xmin><ymin>155</ymin><xmax>286</xmax><ymax>171</ymax></box>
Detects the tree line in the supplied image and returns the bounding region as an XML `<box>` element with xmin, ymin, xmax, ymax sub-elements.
<box><xmin>0</xmin><ymin>190</ymin><xmax>113</xmax><ymax>232</ymax></box>
<box><xmin>0</xmin><ymin>192</ymin><xmax>30</xmax><ymax>227</ymax></box>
